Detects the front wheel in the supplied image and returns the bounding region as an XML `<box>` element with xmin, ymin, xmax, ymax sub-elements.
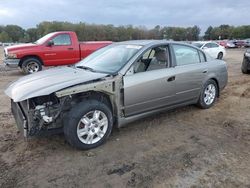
<box><xmin>21</xmin><ymin>58</ymin><xmax>42</xmax><ymax>74</ymax></box>
<box><xmin>197</xmin><ymin>80</ymin><xmax>218</xmax><ymax>109</ymax></box>
<box><xmin>63</xmin><ymin>99</ymin><xmax>113</xmax><ymax>150</ymax></box>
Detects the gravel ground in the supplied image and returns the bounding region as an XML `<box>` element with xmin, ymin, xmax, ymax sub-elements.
<box><xmin>0</xmin><ymin>47</ymin><xmax>250</xmax><ymax>188</ymax></box>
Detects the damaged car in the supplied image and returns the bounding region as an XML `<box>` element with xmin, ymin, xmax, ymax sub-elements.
<box><xmin>5</xmin><ymin>40</ymin><xmax>228</xmax><ymax>149</ymax></box>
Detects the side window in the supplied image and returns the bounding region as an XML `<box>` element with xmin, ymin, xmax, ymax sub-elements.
<box><xmin>173</xmin><ymin>44</ymin><xmax>200</xmax><ymax>66</ymax></box>
<box><xmin>199</xmin><ymin>51</ymin><xmax>206</xmax><ymax>62</ymax></box>
<box><xmin>142</xmin><ymin>49</ymin><xmax>155</xmax><ymax>60</ymax></box>
<box><xmin>210</xmin><ymin>43</ymin><xmax>219</xmax><ymax>48</ymax></box>
<box><xmin>204</xmin><ymin>43</ymin><xmax>211</xmax><ymax>48</ymax></box>
<box><xmin>134</xmin><ymin>46</ymin><xmax>169</xmax><ymax>73</ymax></box>
<box><xmin>52</xmin><ymin>34</ymin><xmax>71</xmax><ymax>45</ymax></box>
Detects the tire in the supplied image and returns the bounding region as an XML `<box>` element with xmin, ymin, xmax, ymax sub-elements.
<box><xmin>63</xmin><ymin>99</ymin><xmax>113</xmax><ymax>150</ymax></box>
<box><xmin>197</xmin><ymin>79</ymin><xmax>218</xmax><ymax>109</ymax></box>
<box><xmin>241</xmin><ymin>59</ymin><xmax>249</xmax><ymax>74</ymax></box>
<box><xmin>217</xmin><ymin>52</ymin><xmax>223</xmax><ymax>60</ymax></box>
<box><xmin>21</xmin><ymin>58</ymin><xmax>42</xmax><ymax>74</ymax></box>
<box><xmin>242</xmin><ymin>66</ymin><xmax>249</xmax><ymax>74</ymax></box>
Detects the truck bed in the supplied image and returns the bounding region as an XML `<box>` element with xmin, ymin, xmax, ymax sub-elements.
<box><xmin>79</xmin><ymin>41</ymin><xmax>112</xmax><ymax>59</ymax></box>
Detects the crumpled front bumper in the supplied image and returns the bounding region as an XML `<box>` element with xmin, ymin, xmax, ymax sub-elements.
<box><xmin>11</xmin><ymin>100</ymin><xmax>28</xmax><ymax>137</ymax></box>
<box><xmin>3</xmin><ymin>58</ymin><xmax>20</xmax><ymax>68</ymax></box>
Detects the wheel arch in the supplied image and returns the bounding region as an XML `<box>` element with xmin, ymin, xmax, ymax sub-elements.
<box><xmin>68</xmin><ymin>90</ymin><xmax>118</xmax><ymax>127</ymax></box>
<box><xmin>217</xmin><ymin>51</ymin><xmax>223</xmax><ymax>59</ymax></box>
<box><xmin>209</xmin><ymin>77</ymin><xmax>220</xmax><ymax>97</ymax></box>
<box><xmin>19</xmin><ymin>55</ymin><xmax>44</xmax><ymax>67</ymax></box>
<box><xmin>70</xmin><ymin>91</ymin><xmax>114</xmax><ymax>114</ymax></box>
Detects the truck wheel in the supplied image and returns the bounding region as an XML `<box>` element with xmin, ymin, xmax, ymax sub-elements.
<box><xmin>197</xmin><ymin>79</ymin><xmax>218</xmax><ymax>109</ymax></box>
<box><xmin>63</xmin><ymin>99</ymin><xmax>113</xmax><ymax>150</ymax></box>
<box><xmin>21</xmin><ymin>58</ymin><xmax>42</xmax><ymax>74</ymax></box>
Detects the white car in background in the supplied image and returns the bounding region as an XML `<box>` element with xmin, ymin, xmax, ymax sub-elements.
<box><xmin>192</xmin><ymin>41</ymin><xmax>226</xmax><ymax>59</ymax></box>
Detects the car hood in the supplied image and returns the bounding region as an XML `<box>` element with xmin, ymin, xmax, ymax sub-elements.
<box><xmin>5</xmin><ymin>66</ymin><xmax>109</xmax><ymax>102</ymax></box>
<box><xmin>6</xmin><ymin>43</ymin><xmax>38</xmax><ymax>52</ymax></box>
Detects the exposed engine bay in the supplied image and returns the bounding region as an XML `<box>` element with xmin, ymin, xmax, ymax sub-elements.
<box><xmin>11</xmin><ymin>94</ymin><xmax>70</xmax><ymax>137</ymax></box>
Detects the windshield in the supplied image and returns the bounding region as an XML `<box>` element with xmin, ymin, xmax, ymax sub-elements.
<box><xmin>76</xmin><ymin>44</ymin><xmax>142</xmax><ymax>73</ymax></box>
<box><xmin>192</xmin><ymin>42</ymin><xmax>203</xmax><ymax>48</ymax></box>
<box><xmin>34</xmin><ymin>33</ymin><xmax>55</xmax><ymax>44</ymax></box>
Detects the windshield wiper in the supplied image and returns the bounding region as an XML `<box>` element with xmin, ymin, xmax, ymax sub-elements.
<box><xmin>76</xmin><ymin>65</ymin><xmax>96</xmax><ymax>72</ymax></box>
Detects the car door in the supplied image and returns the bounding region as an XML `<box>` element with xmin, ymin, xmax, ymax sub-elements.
<box><xmin>210</xmin><ymin>42</ymin><xmax>220</xmax><ymax>58</ymax></box>
<box><xmin>42</xmin><ymin>34</ymin><xmax>79</xmax><ymax>66</ymax></box>
<box><xmin>123</xmin><ymin>45</ymin><xmax>176</xmax><ymax>117</ymax></box>
<box><xmin>202</xmin><ymin>43</ymin><xmax>214</xmax><ymax>58</ymax></box>
<box><xmin>171</xmin><ymin>44</ymin><xmax>208</xmax><ymax>103</ymax></box>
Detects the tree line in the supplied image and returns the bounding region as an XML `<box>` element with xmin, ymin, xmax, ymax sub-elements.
<box><xmin>204</xmin><ymin>25</ymin><xmax>250</xmax><ymax>40</ymax></box>
<box><xmin>0</xmin><ymin>21</ymin><xmax>249</xmax><ymax>43</ymax></box>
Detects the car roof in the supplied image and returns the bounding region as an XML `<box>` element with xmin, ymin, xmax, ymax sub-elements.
<box><xmin>115</xmin><ymin>40</ymin><xmax>195</xmax><ymax>48</ymax></box>
<box><xmin>193</xmin><ymin>41</ymin><xmax>215</xmax><ymax>44</ymax></box>
<box><xmin>116</xmin><ymin>40</ymin><xmax>171</xmax><ymax>46</ymax></box>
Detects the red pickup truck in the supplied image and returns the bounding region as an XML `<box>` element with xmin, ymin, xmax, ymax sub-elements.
<box><xmin>3</xmin><ymin>31</ymin><xmax>112</xmax><ymax>74</ymax></box>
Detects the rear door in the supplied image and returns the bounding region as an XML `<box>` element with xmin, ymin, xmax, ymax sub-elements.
<box><xmin>171</xmin><ymin>44</ymin><xmax>208</xmax><ymax>103</ymax></box>
<box><xmin>123</xmin><ymin>45</ymin><xmax>176</xmax><ymax>116</ymax></box>
<box><xmin>42</xmin><ymin>34</ymin><xmax>80</xmax><ymax>66</ymax></box>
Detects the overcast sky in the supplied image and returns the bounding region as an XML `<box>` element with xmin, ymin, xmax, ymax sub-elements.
<box><xmin>0</xmin><ymin>0</ymin><xmax>249</xmax><ymax>31</ymax></box>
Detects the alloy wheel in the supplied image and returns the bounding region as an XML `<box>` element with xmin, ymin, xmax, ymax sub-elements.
<box><xmin>77</xmin><ymin>110</ymin><xmax>108</xmax><ymax>144</ymax></box>
<box><xmin>204</xmin><ymin>84</ymin><xmax>216</xmax><ymax>105</ymax></box>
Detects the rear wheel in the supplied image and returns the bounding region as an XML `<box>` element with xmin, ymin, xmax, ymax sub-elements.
<box><xmin>197</xmin><ymin>79</ymin><xmax>218</xmax><ymax>109</ymax></box>
<box><xmin>217</xmin><ymin>52</ymin><xmax>223</xmax><ymax>59</ymax></box>
<box><xmin>21</xmin><ymin>58</ymin><xmax>42</xmax><ymax>74</ymax></box>
<box><xmin>63</xmin><ymin>99</ymin><xmax>113</xmax><ymax>150</ymax></box>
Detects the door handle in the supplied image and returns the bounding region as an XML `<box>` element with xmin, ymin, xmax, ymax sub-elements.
<box><xmin>202</xmin><ymin>70</ymin><xmax>208</xmax><ymax>73</ymax></box>
<box><xmin>167</xmin><ymin>76</ymin><xmax>175</xmax><ymax>82</ymax></box>
<box><xmin>68</xmin><ymin>48</ymin><xmax>74</xmax><ymax>50</ymax></box>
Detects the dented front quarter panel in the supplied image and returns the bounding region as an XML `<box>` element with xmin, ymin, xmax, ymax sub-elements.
<box><xmin>55</xmin><ymin>77</ymin><xmax>116</xmax><ymax>97</ymax></box>
<box><xmin>55</xmin><ymin>74</ymin><xmax>124</xmax><ymax>126</ymax></box>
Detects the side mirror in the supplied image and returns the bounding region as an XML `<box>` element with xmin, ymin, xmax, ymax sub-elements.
<box><xmin>47</xmin><ymin>40</ymin><xmax>54</xmax><ymax>47</ymax></box>
<box><xmin>202</xmin><ymin>46</ymin><xmax>208</xmax><ymax>50</ymax></box>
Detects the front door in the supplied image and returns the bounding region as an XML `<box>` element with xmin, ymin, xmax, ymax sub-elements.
<box><xmin>123</xmin><ymin>45</ymin><xmax>176</xmax><ymax>117</ymax></box>
<box><xmin>42</xmin><ymin>34</ymin><xmax>79</xmax><ymax>66</ymax></box>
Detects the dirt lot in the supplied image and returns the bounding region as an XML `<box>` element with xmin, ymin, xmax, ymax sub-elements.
<box><xmin>0</xmin><ymin>47</ymin><xmax>250</xmax><ymax>188</ymax></box>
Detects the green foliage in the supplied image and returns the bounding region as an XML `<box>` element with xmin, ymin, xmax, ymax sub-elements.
<box><xmin>160</xmin><ymin>26</ymin><xmax>201</xmax><ymax>41</ymax></box>
<box><xmin>204</xmin><ymin>26</ymin><xmax>213</xmax><ymax>40</ymax></box>
<box><xmin>4</xmin><ymin>25</ymin><xmax>25</xmax><ymax>42</ymax></box>
<box><xmin>0</xmin><ymin>21</ymin><xmax>249</xmax><ymax>43</ymax></box>
<box><xmin>0</xmin><ymin>22</ymin><xmax>200</xmax><ymax>43</ymax></box>
<box><xmin>26</xmin><ymin>28</ymin><xmax>38</xmax><ymax>42</ymax></box>
<box><xmin>0</xmin><ymin>31</ymin><xmax>11</xmax><ymax>42</ymax></box>
<box><xmin>204</xmin><ymin>25</ymin><xmax>250</xmax><ymax>40</ymax></box>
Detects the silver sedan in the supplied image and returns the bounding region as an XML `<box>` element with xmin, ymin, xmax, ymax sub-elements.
<box><xmin>5</xmin><ymin>40</ymin><xmax>228</xmax><ymax>149</ymax></box>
